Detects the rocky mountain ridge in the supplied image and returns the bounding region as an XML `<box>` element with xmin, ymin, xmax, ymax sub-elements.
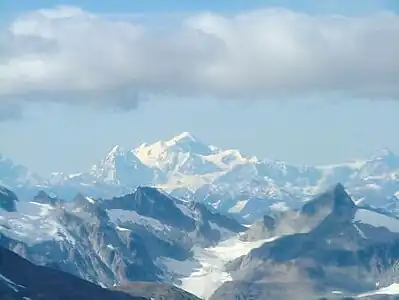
<box><xmin>0</xmin><ymin>184</ymin><xmax>245</xmax><ymax>289</ymax></box>
<box><xmin>2</xmin><ymin>183</ymin><xmax>399</xmax><ymax>299</ymax></box>
<box><xmin>210</xmin><ymin>184</ymin><xmax>399</xmax><ymax>299</ymax></box>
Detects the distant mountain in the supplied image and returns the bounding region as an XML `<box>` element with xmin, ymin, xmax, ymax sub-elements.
<box><xmin>0</xmin><ymin>154</ymin><xmax>45</xmax><ymax>199</ymax></box>
<box><xmin>1</xmin><ymin>132</ymin><xmax>399</xmax><ymax>222</ymax></box>
<box><xmin>91</xmin><ymin>145</ymin><xmax>156</xmax><ymax>187</ymax></box>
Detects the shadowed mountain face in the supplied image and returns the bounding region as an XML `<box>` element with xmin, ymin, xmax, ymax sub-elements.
<box><xmin>210</xmin><ymin>184</ymin><xmax>399</xmax><ymax>300</ymax></box>
<box><xmin>0</xmin><ymin>246</ymin><xmax>146</xmax><ymax>300</ymax></box>
<box><xmin>0</xmin><ymin>246</ymin><xmax>202</xmax><ymax>300</ymax></box>
<box><xmin>0</xmin><ymin>187</ymin><xmax>18</xmax><ymax>212</ymax></box>
<box><xmin>3</xmin><ymin>183</ymin><xmax>399</xmax><ymax>300</ymax></box>
<box><xmin>0</xmin><ymin>185</ymin><xmax>245</xmax><ymax>291</ymax></box>
<box><xmin>240</xmin><ymin>183</ymin><xmax>357</xmax><ymax>242</ymax></box>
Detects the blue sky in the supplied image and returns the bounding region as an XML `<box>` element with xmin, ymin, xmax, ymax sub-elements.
<box><xmin>1</xmin><ymin>0</ymin><xmax>399</xmax><ymax>175</ymax></box>
<box><xmin>2</xmin><ymin>0</ymin><xmax>399</xmax><ymax>14</ymax></box>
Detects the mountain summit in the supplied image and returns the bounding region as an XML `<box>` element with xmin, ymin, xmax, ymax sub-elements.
<box><xmin>169</xmin><ymin>131</ymin><xmax>199</xmax><ymax>144</ymax></box>
<box><xmin>2</xmin><ymin>133</ymin><xmax>399</xmax><ymax>222</ymax></box>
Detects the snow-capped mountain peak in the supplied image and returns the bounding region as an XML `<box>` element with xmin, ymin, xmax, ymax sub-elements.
<box><xmin>2</xmin><ymin>132</ymin><xmax>399</xmax><ymax>225</ymax></box>
<box><xmin>135</xmin><ymin>132</ymin><xmax>257</xmax><ymax>174</ymax></box>
<box><xmin>168</xmin><ymin>131</ymin><xmax>198</xmax><ymax>144</ymax></box>
<box><xmin>135</xmin><ymin>132</ymin><xmax>219</xmax><ymax>175</ymax></box>
<box><xmin>95</xmin><ymin>145</ymin><xmax>140</xmax><ymax>168</ymax></box>
<box><xmin>90</xmin><ymin>145</ymin><xmax>154</xmax><ymax>186</ymax></box>
<box><xmin>107</xmin><ymin>144</ymin><xmax>124</xmax><ymax>155</ymax></box>
<box><xmin>163</xmin><ymin>131</ymin><xmax>214</xmax><ymax>155</ymax></box>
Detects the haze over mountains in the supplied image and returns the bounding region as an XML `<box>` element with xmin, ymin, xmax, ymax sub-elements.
<box><xmin>2</xmin><ymin>132</ymin><xmax>399</xmax><ymax>299</ymax></box>
<box><xmin>2</xmin><ymin>181</ymin><xmax>399</xmax><ymax>299</ymax></box>
<box><xmin>2</xmin><ymin>131</ymin><xmax>399</xmax><ymax>299</ymax></box>
<box><xmin>1</xmin><ymin>132</ymin><xmax>399</xmax><ymax>222</ymax></box>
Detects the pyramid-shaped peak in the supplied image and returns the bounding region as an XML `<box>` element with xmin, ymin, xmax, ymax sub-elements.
<box><xmin>33</xmin><ymin>190</ymin><xmax>59</xmax><ymax>206</ymax></box>
<box><xmin>170</xmin><ymin>132</ymin><xmax>198</xmax><ymax>143</ymax></box>
<box><xmin>332</xmin><ymin>182</ymin><xmax>346</xmax><ymax>193</ymax></box>
<box><xmin>73</xmin><ymin>192</ymin><xmax>86</xmax><ymax>202</ymax></box>
<box><xmin>301</xmin><ymin>183</ymin><xmax>355</xmax><ymax>217</ymax></box>
<box><xmin>160</xmin><ymin>132</ymin><xmax>214</xmax><ymax>155</ymax></box>
<box><xmin>35</xmin><ymin>190</ymin><xmax>51</xmax><ymax>198</ymax></box>
<box><xmin>329</xmin><ymin>183</ymin><xmax>355</xmax><ymax>208</ymax></box>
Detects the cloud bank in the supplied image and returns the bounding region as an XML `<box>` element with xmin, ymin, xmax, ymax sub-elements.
<box><xmin>0</xmin><ymin>6</ymin><xmax>398</xmax><ymax>114</ymax></box>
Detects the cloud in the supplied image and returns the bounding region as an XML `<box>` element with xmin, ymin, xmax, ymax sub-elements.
<box><xmin>0</xmin><ymin>6</ymin><xmax>398</xmax><ymax>115</ymax></box>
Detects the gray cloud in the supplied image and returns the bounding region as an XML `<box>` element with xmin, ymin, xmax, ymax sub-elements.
<box><xmin>0</xmin><ymin>6</ymin><xmax>398</xmax><ymax>116</ymax></box>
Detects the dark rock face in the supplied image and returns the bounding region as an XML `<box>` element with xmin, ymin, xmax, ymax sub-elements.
<box><xmin>0</xmin><ymin>185</ymin><xmax>243</xmax><ymax>293</ymax></box>
<box><xmin>103</xmin><ymin>187</ymin><xmax>197</xmax><ymax>232</ymax></box>
<box><xmin>241</xmin><ymin>183</ymin><xmax>358</xmax><ymax>242</ymax></box>
<box><xmin>0</xmin><ymin>246</ymin><xmax>201</xmax><ymax>300</ymax></box>
<box><xmin>33</xmin><ymin>191</ymin><xmax>60</xmax><ymax>206</ymax></box>
<box><xmin>211</xmin><ymin>184</ymin><xmax>399</xmax><ymax>300</ymax></box>
<box><xmin>189</xmin><ymin>202</ymin><xmax>247</xmax><ymax>233</ymax></box>
<box><xmin>0</xmin><ymin>246</ymin><xmax>146</xmax><ymax>300</ymax></box>
<box><xmin>0</xmin><ymin>187</ymin><xmax>18</xmax><ymax>212</ymax></box>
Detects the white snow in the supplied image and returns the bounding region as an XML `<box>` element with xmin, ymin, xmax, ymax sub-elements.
<box><xmin>332</xmin><ymin>291</ymin><xmax>342</xmax><ymax>294</ymax></box>
<box><xmin>357</xmin><ymin>283</ymin><xmax>399</xmax><ymax>297</ymax></box>
<box><xmin>353</xmin><ymin>223</ymin><xmax>367</xmax><ymax>239</ymax></box>
<box><xmin>209</xmin><ymin>222</ymin><xmax>234</xmax><ymax>240</ymax></box>
<box><xmin>85</xmin><ymin>196</ymin><xmax>95</xmax><ymax>204</ymax></box>
<box><xmin>270</xmin><ymin>202</ymin><xmax>290</xmax><ymax>212</ymax></box>
<box><xmin>107</xmin><ymin>209</ymin><xmax>171</xmax><ymax>232</ymax></box>
<box><xmin>0</xmin><ymin>272</ymin><xmax>24</xmax><ymax>293</ymax></box>
<box><xmin>354</xmin><ymin>209</ymin><xmax>399</xmax><ymax>233</ymax></box>
<box><xmin>228</xmin><ymin>200</ymin><xmax>249</xmax><ymax>213</ymax></box>
<box><xmin>174</xmin><ymin>200</ymin><xmax>199</xmax><ymax>220</ymax></box>
<box><xmin>158</xmin><ymin>235</ymin><xmax>279</xmax><ymax>299</ymax></box>
<box><xmin>116</xmin><ymin>225</ymin><xmax>130</xmax><ymax>232</ymax></box>
<box><xmin>0</xmin><ymin>201</ymin><xmax>75</xmax><ymax>246</ymax></box>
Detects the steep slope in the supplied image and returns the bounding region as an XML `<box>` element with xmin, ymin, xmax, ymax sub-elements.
<box><xmin>0</xmin><ymin>246</ymin><xmax>146</xmax><ymax>300</ymax></box>
<box><xmin>210</xmin><ymin>184</ymin><xmax>399</xmax><ymax>300</ymax></box>
<box><xmin>114</xmin><ymin>282</ymin><xmax>202</xmax><ymax>300</ymax></box>
<box><xmin>0</xmin><ymin>186</ymin><xmax>18</xmax><ymax>212</ymax></box>
<box><xmin>0</xmin><ymin>185</ymin><xmax>244</xmax><ymax>290</ymax></box>
<box><xmin>0</xmin><ymin>245</ymin><xmax>202</xmax><ymax>300</ymax></box>
<box><xmin>90</xmin><ymin>145</ymin><xmax>156</xmax><ymax>187</ymax></box>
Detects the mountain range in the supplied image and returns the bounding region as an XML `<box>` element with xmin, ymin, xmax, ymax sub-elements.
<box><xmin>2</xmin><ymin>183</ymin><xmax>399</xmax><ymax>299</ymax></box>
<box><xmin>2</xmin><ymin>132</ymin><xmax>399</xmax><ymax>222</ymax></box>
<box><xmin>0</xmin><ymin>244</ymin><xmax>202</xmax><ymax>300</ymax></box>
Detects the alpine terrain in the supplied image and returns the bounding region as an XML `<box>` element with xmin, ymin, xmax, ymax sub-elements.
<box><xmin>2</xmin><ymin>182</ymin><xmax>399</xmax><ymax>299</ymax></box>
<box><xmin>1</xmin><ymin>132</ymin><xmax>399</xmax><ymax>223</ymax></box>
